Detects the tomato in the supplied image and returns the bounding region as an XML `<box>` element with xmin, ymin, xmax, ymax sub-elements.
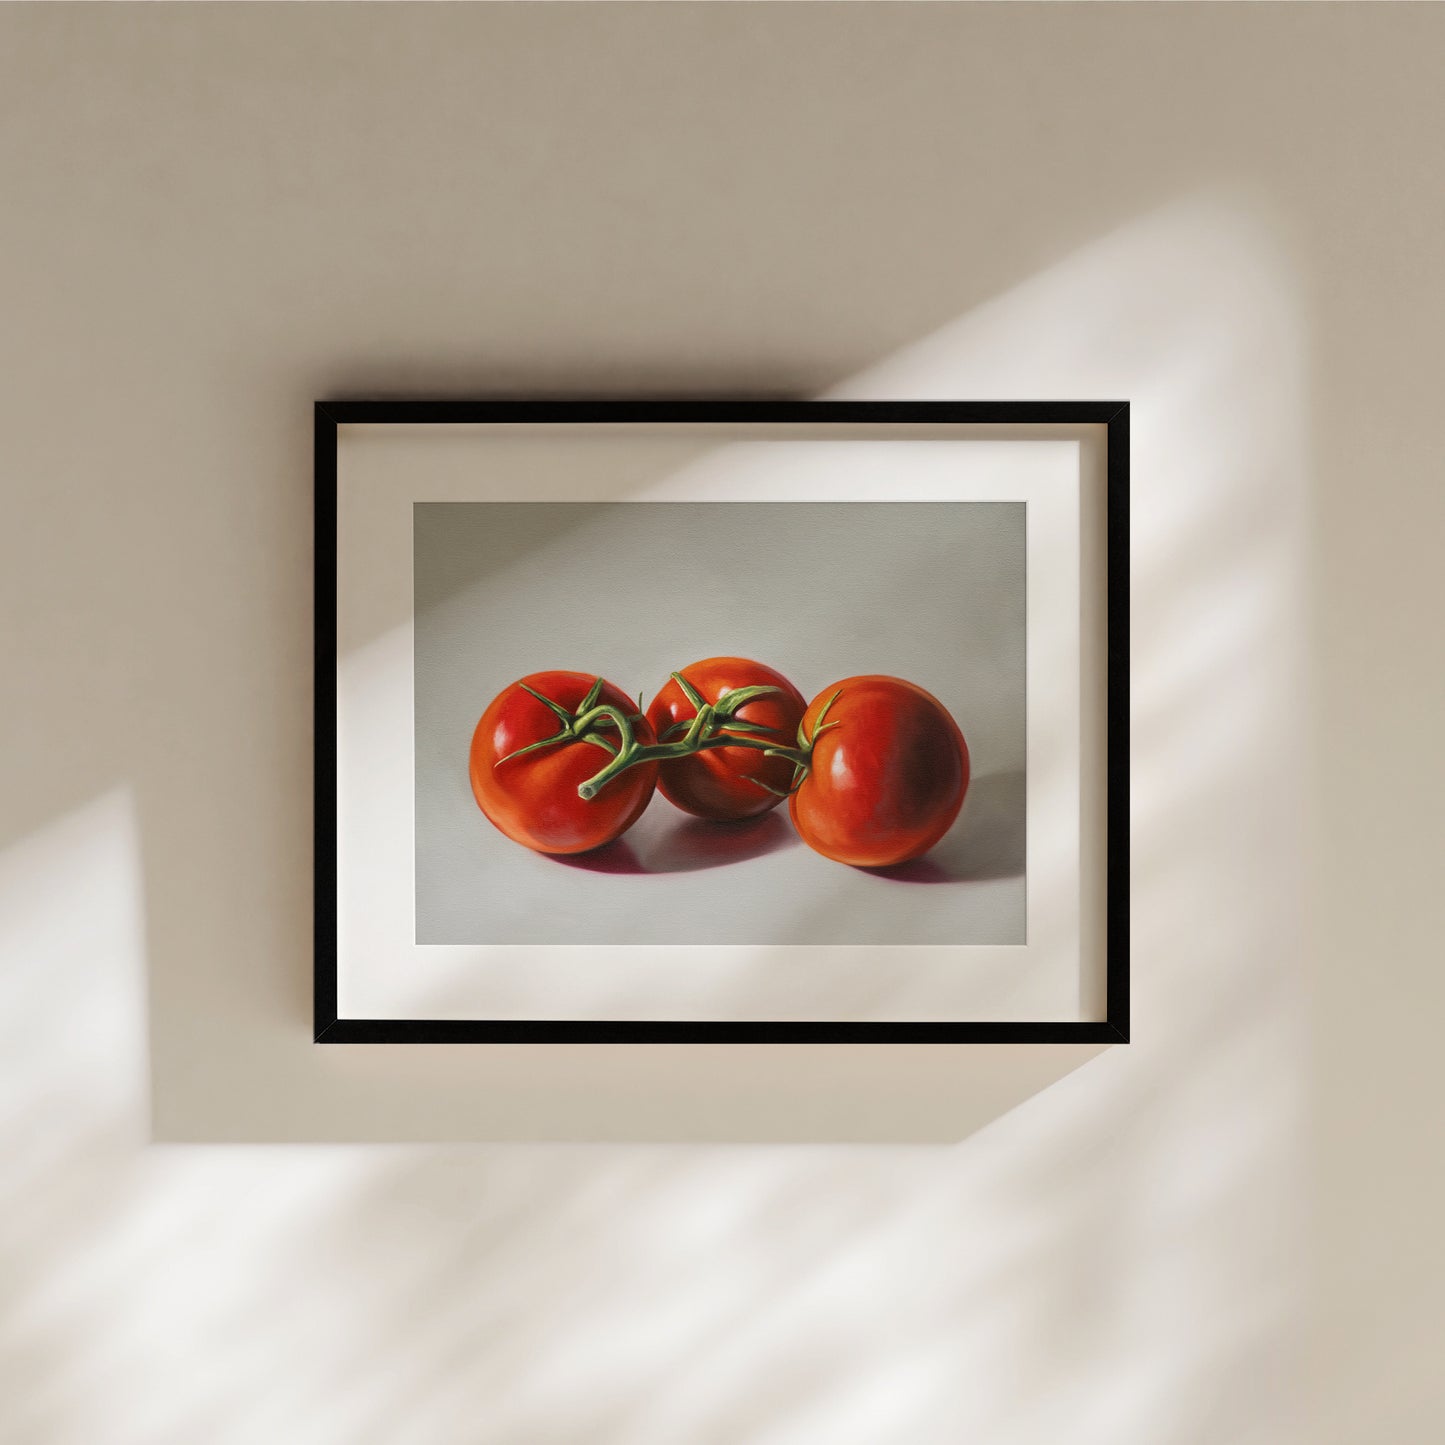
<box><xmin>469</xmin><ymin>671</ymin><xmax>658</xmax><ymax>854</ymax></box>
<box><xmin>645</xmin><ymin>657</ymin><xmax>807</xmax><ymax>821</ymax></box>
<box><xmin>789</xmin><ymin>676</ymin><xmax>969</xmax><ymax>867</ymax></box>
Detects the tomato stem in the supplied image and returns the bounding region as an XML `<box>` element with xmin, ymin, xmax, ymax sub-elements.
<box><xmin>496</xmin><ymin>674</ymin><xmax>842</xmax><ymax>803</ymax></box>
<box><xmin>575</xmin><ymin>673</ymin><xmax>831</xmax><ymax>801</ymax></box>
<box><xmin>575</xmin><ymin>707</ymin><xmax>813</xmax><ymax>800</ymax></box>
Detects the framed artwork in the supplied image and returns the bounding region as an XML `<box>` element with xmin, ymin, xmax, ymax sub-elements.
<box><xmin>315</xmin><ymin>401</ymin><xmax>1128</xmax><ymax>1043</ymax></box>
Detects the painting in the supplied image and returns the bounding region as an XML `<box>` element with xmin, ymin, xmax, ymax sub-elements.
<box><xmin>416</xmin><ymin>500</ymin><xmax>1023</xmax><ymax>946</ymax></box>
<box><xmin>318</xmin><ymin>402</ymin><xmax>1127</xmax><ymax>1042</ymax></box>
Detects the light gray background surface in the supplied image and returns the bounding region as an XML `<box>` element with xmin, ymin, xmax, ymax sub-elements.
<box><xmin>415</xmin><ymin>502</ymin><xmax>1025</xmax><ymax>945</ymax></box>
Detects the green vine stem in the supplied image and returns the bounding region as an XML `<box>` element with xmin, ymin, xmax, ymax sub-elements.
<box><xmin>494</xmin><ymin>674</ymin><xmax>843</xmax><ymax>803</ymax></box>
<box><xmin>575</xmin><ymin>673</ymin><xmax>838</xmax><ymax>802</ymax></box>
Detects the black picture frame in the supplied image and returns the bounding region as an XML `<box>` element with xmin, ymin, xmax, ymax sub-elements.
<box><xmin>315</xmin><ymin>400</ymin><xmax>1129</xmax><ymax>1045</ymax></box>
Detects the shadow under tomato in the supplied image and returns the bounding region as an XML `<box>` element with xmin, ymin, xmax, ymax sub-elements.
<box><xmin>546</xmin><ymin>806</ymin><xmax>797</xmax><ymax>875</ymax></box>
<box><xmin>547</xmin><ymin>837</ymin><xmax>649</xmax><ymax>874</ymax></box>
<box><xmin>860</xmin><ymin>771</ymin><xmax>1025</xmax><ymax>885</ymax></box>
<box><xmin>639</xmin><ymin>809</ymin><xmax>796</xmax><ymax>874</ymax></box>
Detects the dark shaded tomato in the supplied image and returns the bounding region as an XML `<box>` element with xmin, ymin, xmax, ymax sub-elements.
<box><xmin>645</xmin><ymin>657</ymin><xmax>807</xmax><ymax>821</ymax></box>
<box><xmin>469</xmin><ymin>671</ymin><xmax>657</xmax><ymax>855</ymax></box>
<box><xmin>789</xmin><ymin>676</ymin><xmax>969</xmax><ymax>867</ymax></box>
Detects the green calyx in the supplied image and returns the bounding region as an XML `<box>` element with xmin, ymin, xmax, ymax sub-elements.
<box><xmin>757</xmin><ymin>686</ymin><xmax>842</xmax><ymax>798</ymax></box>
<box><xmin>494</xmin><ymin>677</ymin><xmax>647</xmax><ymax>773</ymax></box>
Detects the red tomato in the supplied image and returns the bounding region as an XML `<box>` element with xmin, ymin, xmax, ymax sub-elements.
<box><xmin>645</xmin><ymin>657</ymin><xmax>807</xmax><ymax>821</ymax></box>
<box><xmin>470</xmin><ymin>671</ymin><xmax>657</xmax><ymax>854</ymax></box>
<box><xmin>789</xmin><ymin>676</ymin><xmax>969</xmax><ymax>867</ymax></box>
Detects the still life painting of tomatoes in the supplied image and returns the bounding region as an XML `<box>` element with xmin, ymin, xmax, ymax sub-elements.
<box><xmin>415</xmin><ymin>500</ymin><xmax>1024</xmax><ymax>948</ymax></box>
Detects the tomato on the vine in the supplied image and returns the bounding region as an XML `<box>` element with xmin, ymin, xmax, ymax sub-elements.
<box><xmin>645</xmin><ymin>657</ymin><xmax>807</xmax><ymax>821</ymax></box>
<box><xmin>788</xmin><ymin>676</ymin><xmax>969</xmax><ymax>867</ymax></box>
<box><xmin>469</xmin><ymin>671</ymin><xmax>657</xmax><ymax>855</ymax></box>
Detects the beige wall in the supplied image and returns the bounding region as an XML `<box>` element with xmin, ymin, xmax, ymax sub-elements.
<box><xmin>2</xmin><ymin>5</ymin><xmax>1440</xmax><ymax>1442</ymax></box>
